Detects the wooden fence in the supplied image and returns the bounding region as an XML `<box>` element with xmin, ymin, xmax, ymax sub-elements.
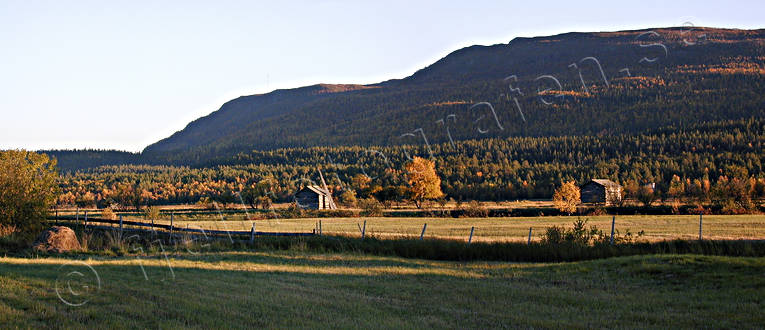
<box><xmin>49</xmin><ymin>216</ymin><xmax>315</xmax><ymax>239</ymax></box>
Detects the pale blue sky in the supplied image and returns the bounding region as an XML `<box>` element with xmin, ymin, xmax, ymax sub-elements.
<box><xmin>1</xmin><ymin>0</ymin><xmax>763</xmax><ymax>152</ymax></box>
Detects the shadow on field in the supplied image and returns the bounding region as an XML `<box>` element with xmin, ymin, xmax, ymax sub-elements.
<box><xmin>3</xmin><ymin>252</ymin><xmax>765</xmax><ymax>328</ymax></box>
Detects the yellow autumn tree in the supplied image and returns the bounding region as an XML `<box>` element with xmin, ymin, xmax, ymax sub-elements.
<box><xmin>405</xmin><ymin>157</ymin><xmax>443</xmax><ymax>208</ymax></box>
<box><xmin>553</xmin><ymin>181</ymin><xmax>580</xmax><ymax>215</ymax></box>
<box><xmin>0</xmin><ymin>150</ymin><xmax>58</xmax><ymax>240</ymax></box>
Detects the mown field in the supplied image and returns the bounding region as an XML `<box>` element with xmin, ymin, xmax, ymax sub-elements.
<box><xmin>1</xmin><ymin>252</ymin><xmax>763</xmax><ymax>328</ymax></box>
<box><xmin>143</xmin><ymin>215</ymin><xmax>765</xmax><ymax>243</ymax></box>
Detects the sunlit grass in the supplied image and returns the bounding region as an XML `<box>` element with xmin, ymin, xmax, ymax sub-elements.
<box><xmin>142</xmin><ymin>214</ymin><xmax>765</xmax><ymax>242</ymax></box>
<box><xmin>1</xmin><ymin>252</ymin><xmax>485</xmax><ymax>278</ymax></box>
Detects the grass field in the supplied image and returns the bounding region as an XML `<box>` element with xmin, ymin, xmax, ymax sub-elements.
<box><xmin>1</xmin><ymin>251</ymin><xmax>764</xmax><ymax>328</ymax></box>
<box><xmin>142</xmin><ymin>215</ymin><xmax>765</xmax><ymax>243</ymax></box>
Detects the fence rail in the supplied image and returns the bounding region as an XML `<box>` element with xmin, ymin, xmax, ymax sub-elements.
<box><xmin>48</xmin><ymin>216</ymin><xmax>315</xmax><ymax>238</ymax></box>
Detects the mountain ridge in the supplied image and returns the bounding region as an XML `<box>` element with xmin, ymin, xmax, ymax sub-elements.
<box><xmin>60</xmin><ymin>26</ymin><xmax>765</xmax><ymax>168</ymax></box>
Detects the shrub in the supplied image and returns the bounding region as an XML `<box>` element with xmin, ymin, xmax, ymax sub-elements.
<box><xmin>339</xmin><ymin>190</ymin><xmax>357</xmax><ymax>208</ymax></box>
<box><xmin>463</xmin><ymin>200</ymin><xmax>488</xmax><ymax>217</ymax></box>
<box><xmin>282</xmin><ymin>203</ymin><xmax>305</xmax><ymax>218</ymax></box>
<box><xmin>670</xmin><ymin>200</ymin><xmax>682</xmax><ymax>214</ymax></box>
<box><xmin>587</xmin><ymin>207</ymin><xmax>607</xmax><ymax>216</ymax></box>
<box><xmin>144</xmin><ymin>206</ymin><xmax>162</xmax><ymax>220</ymax></box>
<box><xmin>196</xmin><ymin>197</ymin><xmax>214</xmax><ymax>210</ymax></box>
<box><xmin>79</xmin><ymin>231</ymin><xmax>93</xmax><ymax>252</ymax></box>
<box><xmin>359</xmin><ymin>198</ymin><xmax>383</xmax><ymax>217</ymax></box>
<box><xmin>101</xmin><ymin>208</ymin><xmax>116</xmax><ymax>220</ymax></box>
<box><xmin>541</xmin><ymin>218</ymin><xmax>643</xmax><ymax>246</ymax></box>
<box><xmin>436</xmin><ymin>197</ymin><xmax>450</xmax><ymax>216</ymax></box>
<box><xmin>104</xmin><ymin>230</ymin><xmax>126</xmax><ymax>254</ymax></box>
<box><xmin>256</xmin><ymin>196</ymin><xmax>273</xmax><ymax>210</ymax></box>
<box><xmin>542</xmin><ymin>225</ymin><xmax>566</xmax><ymax>245</ymax></box>
<box><xmin>636</xmin><ymin>186</ymin><xmax>657</xmax><ymax>207</ymax></box>
<box><xmin>0</xmin><ymin>150</ymin><xmax>58</xmax><ymax>241</ymax></box>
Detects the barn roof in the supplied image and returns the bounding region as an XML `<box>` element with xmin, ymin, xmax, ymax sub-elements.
<box><xmin>588</xmin><ymin>179</ymin><xmax>621</xmax><ymax>188</ymax></box>
<box><xmin>301</xmin><ymin>185</ymin><xmax>331</xmax><ymax>196</ymax></box>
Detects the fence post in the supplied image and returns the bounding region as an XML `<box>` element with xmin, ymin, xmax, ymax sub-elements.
<box><xmin>55</xmin><ymin>209</ymin><xmax>58</xmax><ymax>225</ymax></box>
<box><xmin>361</xmin><ymin>220</ymin><xmax>366</xmax><ymax>239</ymax></box>
<box><xmin>420</xmin><ymin>223</ymin><xmax>427</xmax><ymax>240</ymax></box>
<box><xmin>699</xmin><ymin>213</ymin><xmax>703</xmax><ymax>240</ymax></box>
<box><xmin>468</xmin><ymin>226</ymin><xmax>475</xmax><ymax>244</ymax></box>
<box><xmin>319</xmin><ymin>220</ymin><xmax>322</xmax><ymax>236</ymax></box>
<box><xmin>119</xmin><ymin>215</ymin><xmax>123</xmax><ymax>238</ymax></box>
<box><xmin>250</xmin><ymin>223</ymin><xmax>255</xmax><ymax>243</ymax></box>
<box><xmin>84</xmin><ymin>211</ymin><xmax>88</xmax><ymax>228</ymax></box>
<box><xmin>76</xmin><ymin>208</ymin><xmax>79</xmax><ymax>224</ymax></box>
<box><xmin>528</xmin><ymin>227</ymin><xmax>532</xmax><ymax>245</ymax></box>
<box><xmin>610</xmin><ymin>216</ymin><xmax>615</xmax><ymax>245</ymax></box>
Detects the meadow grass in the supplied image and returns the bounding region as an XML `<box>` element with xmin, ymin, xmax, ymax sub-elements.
<box><xmin>1</xmin><ymin>251</ymin><xmax>764</xmax><ymax>328</ymax></box>
<box><xmin>146</xmin><ymin>214</ymin><xmax>765</xmax><ymax>242</ymax></box>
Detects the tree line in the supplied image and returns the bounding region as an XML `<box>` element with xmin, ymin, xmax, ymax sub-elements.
<box><xmin>55</xmin><ymin>118</ymin><xmax>764</xmax><ymax>212</ymax></box>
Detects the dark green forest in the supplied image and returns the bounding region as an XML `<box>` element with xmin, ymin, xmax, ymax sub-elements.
<box><xmin>56</xmin><ymin>118</ymin><xmax>764</xmax><ymax>212</ymax></box>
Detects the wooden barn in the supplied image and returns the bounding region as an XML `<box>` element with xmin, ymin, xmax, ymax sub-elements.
<box><xmin>294</xmin><ymin>186</ymin><xmax>337</xmax><ymax>210</ymax></box>
<box><xmin>580</xmin><ymin>179</ymin><xmax>622</xmax><ymax>206</ymax></box>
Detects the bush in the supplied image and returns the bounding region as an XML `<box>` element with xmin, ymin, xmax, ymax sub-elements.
<box><xmin>196</xmin><ymin>197</ymin><xmax>214</xmax><ymax>210</ymax></box>
<box><xmin>463</xmin><ymin>200</ymin><xmax>488</xmax><ymax>217</ymax></box>
<box><xmin>339</xmin><ymin>190</ymin><xmax>357</xmax><ymax>208</ymax></box>
<box><xmin>541</xmin><ymin>218</ymin><xmax>643</xmax><ymax>246</ymax></box>
<box><xmin>282</xmin><ymin>203</ymin><xmax>305</xmax><ymax>218</ymax></box>
<box><xmin>587</xmin><ymin>207</ymin><xmax>607</xmax><ymax>216</ymax></box>
<box><xmin>541</xmin><ymin>218</ymin><xmax>597</xmax><ymax>245</ymax></box>
<box><xmin>144</xmin><ymin>206</ymin><xmax>162</xmax><ymax>220</ymax></box>
<box><xmin>359</xmin><ymin>198</ymin><xmax>383</xmax><ymax>217</ymax></box>
<box><xmin>101</xmin><ymin>208</ymin><xmax>116</xmax><ymax>220</ymax></box>
<box><xmin>0</xmin><ymin>150</ymin><xmax>58</xmax><ymax>241</ymax></box>
<box><xmin>256</xmin><ymin>196</ymin><xmax>273</xmax><ymax>210</ymax></box>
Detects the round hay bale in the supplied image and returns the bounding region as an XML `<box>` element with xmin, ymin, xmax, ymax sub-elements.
<box><xmin>32</xmin><ymin>226</ymin><xmax>81</xmax><ymax>253</ymax></box>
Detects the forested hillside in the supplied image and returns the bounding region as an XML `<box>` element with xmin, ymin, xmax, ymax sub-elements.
<box><xmin>138</xmin><ymin>27</ymin><xmax>765</xmax><ymax>166</ymax></box>
<box><xmin>57</xmin><ymin>118</ymin><xmax>764</xmax><ymax>210</ymax></box>
<box><xmin>44</xmin><ymin>150</ymin><xmax>142</xmax><ymax>172</ymax></box>
<box><xmin>44</xmin><ymin>26</ymin><xmax>765</xmax><ymax>205</ymax></box>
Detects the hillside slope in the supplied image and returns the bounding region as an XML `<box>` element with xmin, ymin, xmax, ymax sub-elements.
<box><xmin>139</xmin><ymin>27</ymin><xmax>764</xmax><ymax>165</ymax></box>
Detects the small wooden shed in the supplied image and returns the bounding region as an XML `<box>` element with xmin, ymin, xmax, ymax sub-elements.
<box><xmin>580</xmin><ymin>179</ymin><xmax>622</xmax><ymax>206</ymax></box>
<box><xmin>294</xmin><ymin>186</ymin><xmax>336</xmax><ymax>210</ymax></box>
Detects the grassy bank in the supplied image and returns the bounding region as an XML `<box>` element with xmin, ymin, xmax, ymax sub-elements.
<box><xmin>1</xmin><ymin>252</ymin><xmax>764</xmax><ymax>328</ymax></box>
<box><xmin>9</xmin><ymin>223</ymin><xmax>765</xmax><ymax>263</ymax></box>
